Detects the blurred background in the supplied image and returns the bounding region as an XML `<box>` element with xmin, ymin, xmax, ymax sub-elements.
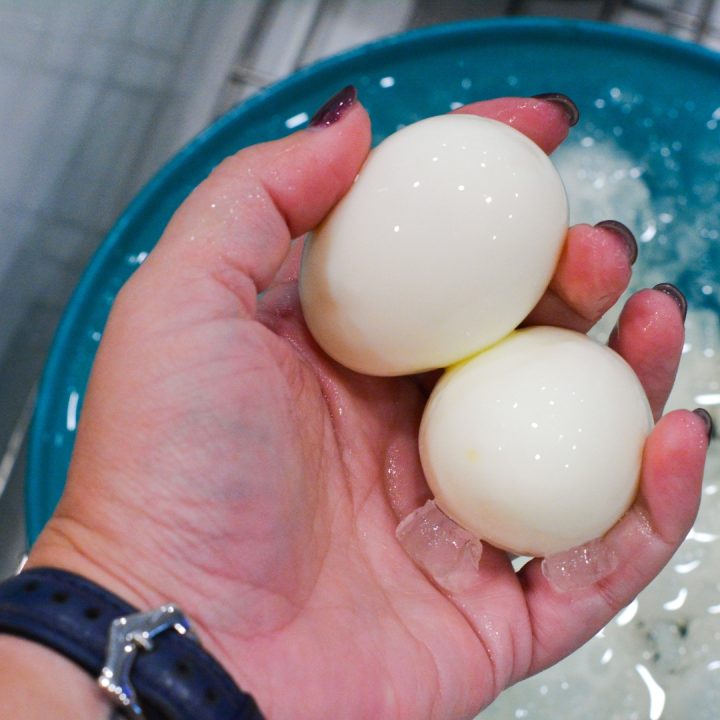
<box><xmin>1</xmin><ymin>2</ymin><xmax>719</xmax><ymax>718</ymax></box>
<box><xmin>1</xmin><ymin>0</ymin><xmax>719</xmax><ymax>617</ymax></box>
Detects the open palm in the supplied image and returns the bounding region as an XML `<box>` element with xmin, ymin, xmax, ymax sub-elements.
<box><xmin>30</xmin><ymin>95</ymin><xmax>708</xmax><ymax>719</ymax></box>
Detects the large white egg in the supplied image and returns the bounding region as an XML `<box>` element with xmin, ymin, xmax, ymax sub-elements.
<box><xmin>419</xmin><ymin>326</ymin><xmax>653</xmax><ymax>557</ymax></box>
<box><xmin>300</xmin><ymin>114</ymin><xmax>568</xmax><ymax>376</ymax></box>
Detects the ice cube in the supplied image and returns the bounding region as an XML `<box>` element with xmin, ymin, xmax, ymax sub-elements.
<box><xmin>396</xmin><ymin>499</ymin><xmax>483</xmax><ymax>593</ymax></box>
<box><xmin>541</xmin><ymin>538</ymin><xmax>619</xmax><ymax>592</ymax></box>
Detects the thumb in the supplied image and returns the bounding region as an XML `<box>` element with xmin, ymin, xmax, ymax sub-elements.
<box><xmin>126</xmin><ymin>86</ymin><xmax>370</xmax><ymax>322</ymax></box>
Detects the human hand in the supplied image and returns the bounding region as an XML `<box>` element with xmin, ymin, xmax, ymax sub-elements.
<box><xmin>27</xmin><ymin>90</ymin><xmax>709</xmax><ymax>719</ymax></box>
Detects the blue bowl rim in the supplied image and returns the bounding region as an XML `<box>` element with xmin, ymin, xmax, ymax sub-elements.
<box><xmin>26</xmin><ymin>16</ymin><xmax>720</xmax><ymax>543</ymax></box>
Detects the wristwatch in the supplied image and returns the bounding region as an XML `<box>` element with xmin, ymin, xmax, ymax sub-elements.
<box><xmin>0</xmin><ymin>567</ymin><xmax>264</xmax><ymax>719</ymax></box>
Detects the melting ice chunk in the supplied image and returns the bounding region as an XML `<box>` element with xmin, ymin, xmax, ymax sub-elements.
<box><xmin>541</xmin><ymin>538</ymin><xmax>619</xmax><ymax>592</ymax></box>
<box><xmin>396</xmin><ymin>499</ymin><xmax>483</xmax><ymax>592</ymax></box>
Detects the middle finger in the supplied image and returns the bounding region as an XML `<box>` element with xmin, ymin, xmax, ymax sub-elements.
<box><xmin>523</xmin><ymin>221</ymin><xmax>637</xmax><ymax>332</ymax></box>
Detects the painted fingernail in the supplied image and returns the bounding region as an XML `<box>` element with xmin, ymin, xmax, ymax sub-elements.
<box><xmin>532</xmin><ymin>93</ymin><xmax>580</xmax><ymax>126</ymax></box>
<box><xmin>693</xmin><ymin>408</ymin><xmax>714</xmax><ymax>442</ymax></box>
<box><xmin>309</xmin><ymin>85</ymin><xmax>357</xmax><ymax>128</ymax></box>
<box><xmin>653</xmin><ymin>282</ymin><xmax>688</xmax><ymax>321</ymax></box>
<box><xmin>595</xmin><ymin>220</ymin><xmax>638</xmax><ymax>265</ymax></box>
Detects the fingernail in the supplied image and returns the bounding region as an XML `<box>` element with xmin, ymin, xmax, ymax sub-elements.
<box><xmin>653</xmin><ymin>282</ymin><xmax>688</xmax><ymax>321</ymax></box>
<box><xmin>693</xmin><ymin>408</ymin><xmax>714</xmax><ymax>442</ymax></box>
<box><xmin>532</xmin><ymin>93</ymin><xmax>580</xmax><ymax>126</ymax></box>
<box><xmin>309</xmin><ymin>85</ymin><xmax>357</xmax><ymax>128</ymax></box>
<box><xmin>595</xmin><ymin>220</ymin><xmax>638</xmax><ymax>265</ymax></box>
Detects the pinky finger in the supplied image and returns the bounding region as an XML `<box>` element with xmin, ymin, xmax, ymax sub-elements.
<box><xmin>516</xmin><ymin>409</ymin><xmax>709</xmax><ymax>677</ymax></box>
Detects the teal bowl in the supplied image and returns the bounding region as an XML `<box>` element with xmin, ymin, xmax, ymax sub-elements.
<box><xmin>29</xmin><ymin>17</ymin><xmax>720</xmax><ymax>540</ymax></box>
<box><xmin>26</xmin><ymin>16</ymin><xmax>720</xmax><ymax>719</ymax></box>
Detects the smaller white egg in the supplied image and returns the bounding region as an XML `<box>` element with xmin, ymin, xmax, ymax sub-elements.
<box><xmin>300</xmin><ymin>114</ymin><xmax>568</xmax><ymax>376</ymax></box>
<box><xmin>419</xmin><ymin>326</ymin><xmax>653</xmax><ymax>557</ymax></box>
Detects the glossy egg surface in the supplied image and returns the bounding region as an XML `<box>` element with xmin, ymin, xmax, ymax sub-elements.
<box><xmin>419</xmin><ymin>326</ymin><xmax>654</xmax><ymax>556</ymax></box>
<box><xmin>300</xmin><ymin>114</ymin><xmax>568</xmax><ymax>376</ymax></box>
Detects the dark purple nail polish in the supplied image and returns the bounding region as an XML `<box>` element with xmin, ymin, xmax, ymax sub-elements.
<box><xmin>653</xmin><ymin>283</ymin><xmax>688</xmax><ymax>321</ymax></box>
<box><xmin>693</xmin><ymin>408</ymin><xmax>713</xmax><ymax>442</ymax></box>
<box><xmin>532</xmin><ymin>93</ymin><xmax>580</xmax><ymax>126</ymax></box>
<box><xmin>595</xmin><ymin>220</ymin><xmax>638</xmax><ymax>265</ymax></box>
<box><xmin>309</xmin><ymin>85</ymin><xmax>357</xmax><ymax>128</ymax></box>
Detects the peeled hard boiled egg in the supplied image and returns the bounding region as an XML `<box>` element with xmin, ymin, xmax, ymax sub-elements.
<box><xmin>419</xmin><ymin>327</ymin><xmax>653</xmax><ymax>557</ymax></box>
<box><xmin>300</xmin><ymin>114</ymin><xmax>568</xmax><ymax>376</ymax></box>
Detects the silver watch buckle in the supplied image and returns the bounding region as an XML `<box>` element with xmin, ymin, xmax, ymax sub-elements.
<box><xmin>98</xmin><ymin>604</ymin><xmax>197</xmax><ymax>718</ymax></box>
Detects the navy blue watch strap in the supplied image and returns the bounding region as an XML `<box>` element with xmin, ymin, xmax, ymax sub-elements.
<box><xmin>0</xmin><ymin>568</ymin><xmax>264</xmax><ymax>720</ymax></box>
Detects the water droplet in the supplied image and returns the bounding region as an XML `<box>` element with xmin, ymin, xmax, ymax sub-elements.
<box><xmin>635</xmin><ymin>664</ymin><xmax>666</xmax><ymax>720</ymax></box>
<box><xmin>640</xmin><ymin>223</ymin><xmax>657</xmax><ymax>241</ymax></box>
<box><xmin>285</xmin><ymin>111</ymin><xmax>309</xmax><ymax>129</ymax></box>
<box><xmin>663</xmin><ymin>587</ymin><xmax>688</xmax><ymax>611</ymax></box>
<box><xmin>616</xmin><ymin>598</ymin><xmax>640</xmax><ymax>626</ymax></box>
<box><xmin>66</xmin><ymin>390</ymin><xmax>79</xmax><ymax>432</ymax></box>
<box><xmin>674</xmin><ymin>559</ymin><xmax>701</xmax><ymax>574</ymax></box>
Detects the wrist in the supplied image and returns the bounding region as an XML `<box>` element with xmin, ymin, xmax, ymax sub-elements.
<box><xmin>0</xmin><ymin>565</ymin><xmax>265</xmax><ymax>719</ymax></box>
<box><xmin>28</xmin><ymin>514</ymin><xmax>231</xmax><ymax>667</ymax></box>
<box><xmin>24</xmin><ymin>487</ymin><xmax>271</xmax><ymax>717</ymax></box>
<box><xmin>0</xmin><ymin>635</ymin><xmax>111</xmax><ymax>719</ymax></box>
<box><xmin>28</xmin><ymin>519</ymin><xmax>153</xmax><ymax>610</ymax></box>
